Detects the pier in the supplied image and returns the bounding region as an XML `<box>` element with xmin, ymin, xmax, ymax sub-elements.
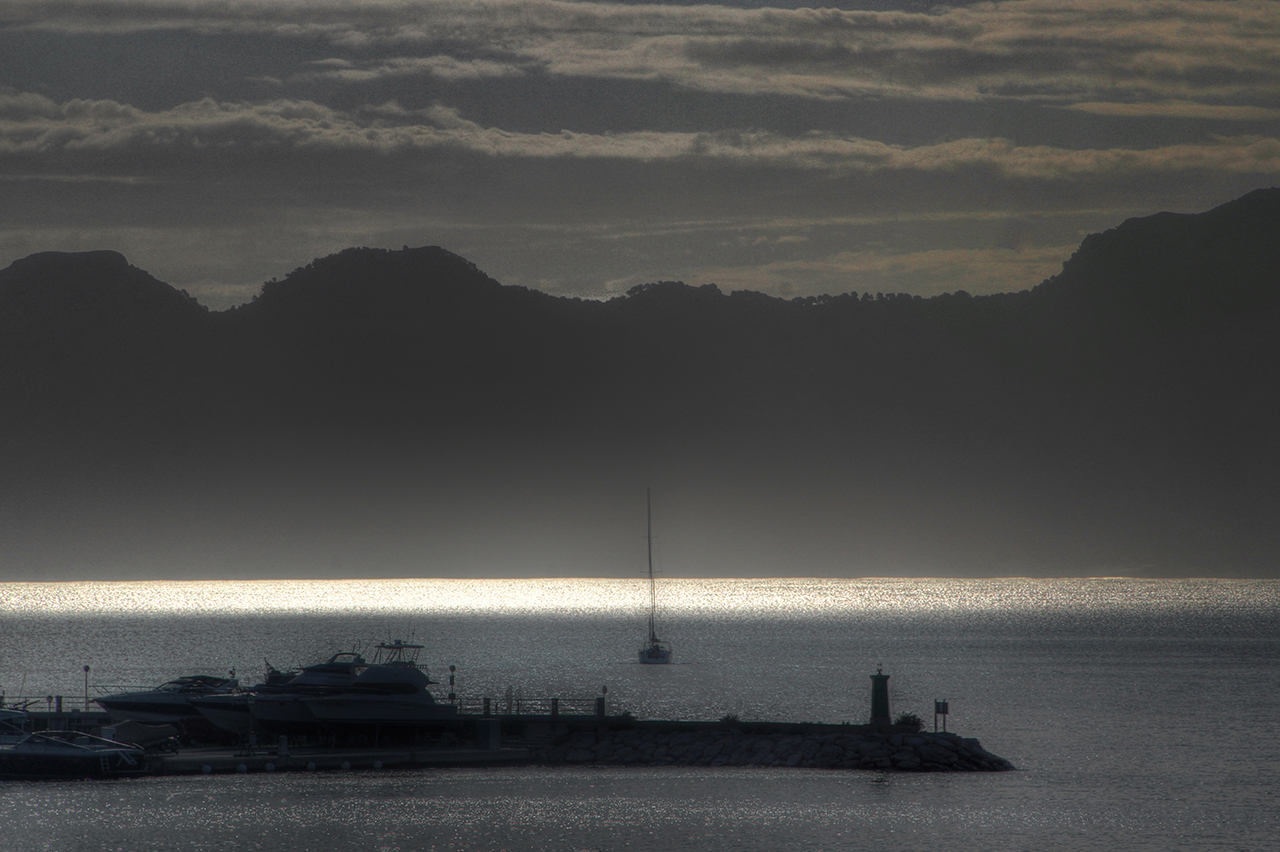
<box><xmin>6</xmin><ymin>710</ymin><xmax>1013</xmax><ymax>777</ymax></box>
<box><xmin>3</xmin><ymin>667</ymin><xmax>1014</xmax><ymax>777</ymax></box>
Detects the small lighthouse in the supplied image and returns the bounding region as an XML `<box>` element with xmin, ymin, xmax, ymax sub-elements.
<box><xmin>870</xmin><ymin>664</ymin><xmax>891</xmax><ymax>727</ymax></box>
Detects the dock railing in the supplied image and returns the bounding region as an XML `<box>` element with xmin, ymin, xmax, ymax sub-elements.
<box><xmin>1</xmin><ymin>694</ymin><xmax>105</xmax><ymax>714</ymax></box>
<box><xmin>5</xmin><ymin>691</ymin><xmax>609</xmax><ymax>719</ymax></box>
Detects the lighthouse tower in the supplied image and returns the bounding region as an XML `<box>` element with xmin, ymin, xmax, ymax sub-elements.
<box><xmin>870</xmin><ymin>664</ymin><xmax>891</xmax><ymax>728</ymax></box>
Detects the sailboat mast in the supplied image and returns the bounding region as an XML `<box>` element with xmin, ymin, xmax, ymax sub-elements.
<box><xmin>647</xmin><ymin>487</ymin><xmax>657</xmax><ymax>642</ymax></box>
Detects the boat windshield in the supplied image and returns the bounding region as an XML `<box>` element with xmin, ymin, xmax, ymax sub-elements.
<box><xmin>157</xmin><ymin>676</ymin><xmax>233</xmax><ymax>692</ymax></box>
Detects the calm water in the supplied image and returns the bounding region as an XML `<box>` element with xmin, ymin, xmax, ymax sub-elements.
<box><xmin>1</xmin><ymin>578</ymin><xmax>1277</xmax><ymax>851</ymax></box>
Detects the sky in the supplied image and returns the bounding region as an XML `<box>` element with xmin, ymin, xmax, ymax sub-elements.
<box><xmin>2</xmin><ymin>0</ymin><xmax>1278</xmax><ymax>310</ymax></box>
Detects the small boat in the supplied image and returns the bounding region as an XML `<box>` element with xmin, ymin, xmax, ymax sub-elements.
<box><xmin>0</xmin><ymin>710</ymin><xmax>148</xmax><ymax>779</ymax></box>
<box><xmin>638</xmin><ymin>488</ymin><xmax>672</xmax><ymax>664</ymax></box>
<box><xmin>303</xmin><ymin>640</ymin><xmax>458</xmax><ymax>727</ymax></box>
<box><xmin>94</xmin><ymin>674</ymin><xmax>239</xmax><ymax>725</ymax></box>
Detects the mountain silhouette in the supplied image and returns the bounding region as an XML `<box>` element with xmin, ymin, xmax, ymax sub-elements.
<box><xmin>2</xmin><ymin>190</ymin><xmax>1279</xmax><ymax>579</ymax></box>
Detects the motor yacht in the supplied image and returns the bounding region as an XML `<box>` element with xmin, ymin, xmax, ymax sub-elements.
<box><xmin>189</xmin><ymin>664</ymin><xmax>297</xmax><ymax>737</ymax></box>
<box><xmin>94</xmin><ymin>674</ymin><xmax>239</xmax><ymax>724</ymax></box>
<box><xmin>247</xmin><ymin>651</ymin><xmax>367</xmax><ymax>736</ymax></box>
<box><xmin>302</xmin><ymin>640</ymin><xmax>458</xmax><ymax>728</ymax></box>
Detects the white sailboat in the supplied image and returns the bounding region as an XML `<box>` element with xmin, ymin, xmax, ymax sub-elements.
<box><xmin>638</xmin><ymin>487</ymin><xmax>672</xmax><ymax>664</ymax></box>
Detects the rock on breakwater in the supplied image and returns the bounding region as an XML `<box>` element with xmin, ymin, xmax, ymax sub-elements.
<box><xmin>535</xmin><ymin>726</ymin><xmax>1015</xmax><ymax>772</ymax></box>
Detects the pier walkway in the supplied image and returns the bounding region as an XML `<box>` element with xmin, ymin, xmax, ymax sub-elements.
<box><xmin>152</xmin><ymin>744</ymin><xmax>533</xmax><ymax>775</ymax></box>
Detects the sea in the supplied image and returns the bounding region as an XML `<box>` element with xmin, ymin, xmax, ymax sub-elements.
<box><xmin>0</xmin><ymin>577</ymin><xmax>1276</xmax><ymax>852</ymax></box>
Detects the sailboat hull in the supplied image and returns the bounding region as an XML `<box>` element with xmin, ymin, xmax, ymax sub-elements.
<box><xmin>638</xmin><ymin>642</ymin><xmax>672</xmax><ymax>664</ymax></box>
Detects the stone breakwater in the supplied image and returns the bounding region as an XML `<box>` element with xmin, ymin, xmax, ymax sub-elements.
<box><xmin>536</xmin><ymin>727</ymin><xmax>1014</xmax><ymax>772</ymax></box>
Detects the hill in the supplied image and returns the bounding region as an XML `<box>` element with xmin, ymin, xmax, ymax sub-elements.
<box><xmin>2</xmin><ymin>191</ymin><xmax>1279</xmax><ymax>578</ymax></box>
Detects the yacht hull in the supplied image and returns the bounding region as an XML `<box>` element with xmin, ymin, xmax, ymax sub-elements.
<box><xmin>190</xmin><ymin>694</ymin><xmax>254</xmax><ymax>736</ymax></box>
<box><xmin>638</xmin><ymin>645</ymin><xmax>672</xmax><ymax>664</ymax></box>
<box><xmin>248</xmin><ymin>694</ymin><xmax>321</xmax><ymax>735</ymax></box>
<box><xmin>303</xmin><ymin>696</ymin><xmax>459</xmax><ymax>727</ymax></box>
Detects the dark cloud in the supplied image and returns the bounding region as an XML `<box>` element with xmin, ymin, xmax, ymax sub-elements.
<box><xmin>1</xmin><ymin>0</ymin><xmax>1278</xmax><ymax>307</ymax></box>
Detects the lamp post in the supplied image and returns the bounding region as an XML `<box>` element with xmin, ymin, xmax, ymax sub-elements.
<box><xmin>83</xmin><ymin>665</ymin><xmax>90</xmax><ymax>712</ymax></box>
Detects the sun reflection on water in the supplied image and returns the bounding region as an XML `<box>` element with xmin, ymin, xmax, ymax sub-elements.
<box><xmin>0</xmin><ymin>577</ymin><xmax>1274</xmax><ymax>618</ymax></box>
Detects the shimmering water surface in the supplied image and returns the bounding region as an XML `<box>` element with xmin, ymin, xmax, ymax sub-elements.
<box><xmin>2</xmin><ymin>578</ymin><xmax>1277</xmax><ymax>851</ymax></box>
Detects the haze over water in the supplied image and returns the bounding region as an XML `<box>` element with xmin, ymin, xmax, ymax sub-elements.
<box><xmin>2</xmin><ymin>577</ymin><xmax>1276</xmax><ymax>851</ymax></box>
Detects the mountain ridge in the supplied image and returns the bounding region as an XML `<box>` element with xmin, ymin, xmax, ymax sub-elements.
<box><xmin>2</xmin><ymin>189</ymin><xmax>1278</xmax><ymax>579</ymax></box>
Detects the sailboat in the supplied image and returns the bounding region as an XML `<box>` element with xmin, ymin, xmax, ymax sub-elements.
<box><xmin>638</xmin><ymin>487</ymin><xmax>673</xmax><ymax>664</ymax></box>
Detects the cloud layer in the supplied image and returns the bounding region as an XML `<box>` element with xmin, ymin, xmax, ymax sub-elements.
<box><xmin>2</xmin><ymin>0</ymin><xmax>1278</xmax><ymax>305</ymax></box>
